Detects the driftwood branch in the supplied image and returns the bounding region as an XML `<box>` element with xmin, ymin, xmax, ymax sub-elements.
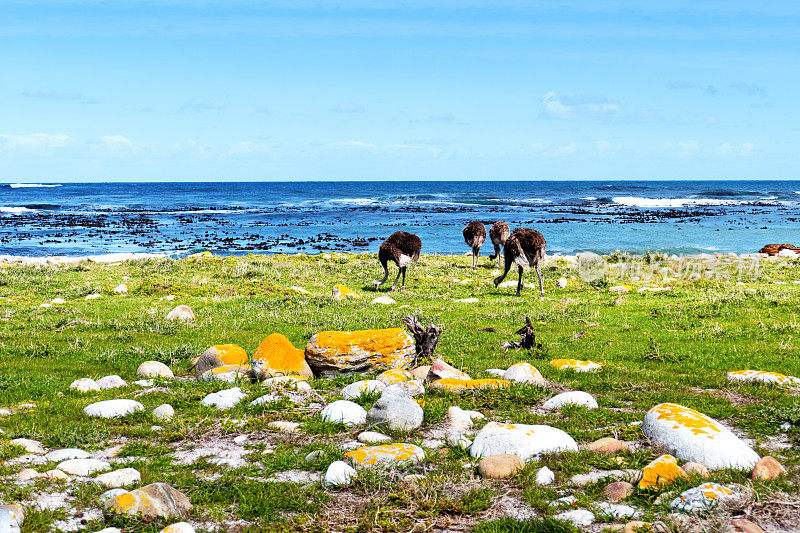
<box><xmin>501</xmin><ymin>317</ymin><xmax>542</xmax><ymax>350</ymax></box>
<box><xmin>402</xmin><ymin>315</ymin><xmax>442</xmax><ymax>364</ymax></box>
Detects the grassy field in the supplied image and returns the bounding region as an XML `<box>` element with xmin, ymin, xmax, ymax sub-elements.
<box><xmin>1</xmin><ymin>251</ymin><xmax>799</xmax><ymax>532</ymax></box>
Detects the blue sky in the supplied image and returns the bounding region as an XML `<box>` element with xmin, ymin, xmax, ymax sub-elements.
<box><xmin>0</xmin><ymin>1</ymin><xmax>798</xmax><ymax>181</ymax></box>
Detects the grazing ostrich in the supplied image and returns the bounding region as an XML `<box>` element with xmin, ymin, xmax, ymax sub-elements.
<box><xmin>373</xmin><ymin>231</ymin><xmax>422</xmax><ymax>292</ymax></box>
<box><xmin>488</xmin><ymin>221</ymin><xmax>510</xmax><ymax>270</ymax></box>
<box><xmin>493</xmin><ymin>228</ymin><xmax>546</xmax><ymax>296</ymax></box>
<box><xmin>462</xmin><ymin>221</ymin><xmax>487</xmax><ymax>269</ymax></box>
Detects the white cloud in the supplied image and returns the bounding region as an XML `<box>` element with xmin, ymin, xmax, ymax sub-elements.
<box><xmin>228</xmin><ymin>141</ymin><xmax>278</xmax><ymax>155</ymax></box>
<box><xmin>678</xmin><ymin>140</ymin><xmax>699</xmax><ymax>155</ymax></box>
<box><xmin>328</xmin><ymin>103</ymin><xmax>365</xmax><ymax>113</ymax></box>
<box><xmin>716</xmin><ymin>142</ymin><xmax>755</xmax><ymax>157</ymax></box>
<box><xmin>0</xmin><ymin>133</ymin><xmax>72</xmax><ymax>150</ymax></box>
<box><xmin>331</xmin><ymin>140</ymin><xmax>378</xmax><ymax>149</ymax></box>
<box><xmin>540</xmin><ymin>92</ymin><xmax>619</xmax><ymax>120</ymax></box>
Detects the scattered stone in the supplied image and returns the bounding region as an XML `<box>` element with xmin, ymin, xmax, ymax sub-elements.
<box><xmin>96</xmin><ymin>375</ymin><xmax>127</xmax><ymax>389</ymax></box>
<box><xmin>410</xmin><ymin>366</ymin><xmax>431</xmax><ymax>381</ymax></box>
<box><xmin>332</xmin><ymin>284</ymin><xmax>361</xmax><ymax>300</ymax></box>
<box><xmin>376</xmin><ymin>368</ymin><xmax>414</xmax><ymax>385</ymax></box>
<box><xmin>454</xmin><ymin>297</ymin><xmax>479</xmax><ymax>303</ymax></box>
<box><xmin>681</xmin><ymin>462</ymin><xmax>710</xmax><ymax>477</ymax></box>
<box><xmin>103</xmin><ymin>482</ymin><xmax>192</xmax><ymax>519</ymax></box>
<box><xmin>639</xmin><ymin>454</ymin><xmax>687</xmax><ymax>489</ymax></box>
<box><xmin>200</xmin><ymin>387</ymin><xmax>246</xmax><ymax>410</ymax></box>
<box><xmin>113</xmin><ymin>284</ymin><xmax>128</xmax><ymax>294</ymax></box>
<box><xmin>586</xmin><ymin>437</ymin><xmax>631</xmax><ymax>455</ymax></box>
<box><xmin>429</xmin><ymin>378</ymin><xmax>510</xmax><ymax>393</ymax></box>
<box><xmin>252</xmin><ymin>333</ymin><xmax>314</xmax><ymax>379</ymax></box>
<box><xmin>291</xmin><ymin>286</ymin><xmax>311</xmax><ymax>295</ymax></box>
<box><xmin>344</xmin><ymin>443</ymin><xmax>425</xmax><ymax>468</ymax></box>
<box><xmin>305</xmin><ymin>328</ymin><xmax>415</xmax><ymax>374</ymax></box>
<box><xmin>45</xmin><ymin>448</ymin><xmax>90</xmax><ymax>462</ymax></box>
<box><xmin>134</xmin><ymin>379</ymin><xmax>154</xmax><ymax>387</ymax></box>
<box><xmin>366</xmin><ymin>395</ymin><xmax>423</xmax><ymax>432</ymax></box>
<box><xmin>550</xmin><ymin>358</ymin><xmax>602</xmax><ymax>372</ymax></box>
<box><xmin>200</xmin><ymin>364</ymin><xmax>252</xmax><ymax>383</ymax></box>
<box><xmin>571</xmin><ymin>470</ymin><xmax>642</xmax><ymax>486</ymax></box>
<box><xmin>9</xmin><ymin>439</ymin><xmax>45</xmax><ymax>455</ymax></box>
<box><xmin>268</xmin><ymin>421</ymin><xmax>301</xmax><ymax>433</ymax></box>
<box><xmin>17</xmin><ymin>468</ymin><xmax>39</xmax><ymax>481</ymax></box>
<box><xmin>136</xmin><ymin>361</ymin><xmax>174</xmax><ymax>379</ymax></box>
<box><xmin>596</xmin><ymin>502</ymin><xmax>637</xmax><ymax>518</ymax></box>
<box><xmin>371</xmin><ymin>296</ymin><xmax>396</xmax><ymax>305</ymax></box>
<box><xmin>358</xmin><ymin>431</ymin><xmax>393</xmax><ymax>444</ymax></box>
<box><xmin>670</xmin><ymin>482</ymin><xmax>737</xmax><ymax>513</ymax></box>
<box><xmin>39</xmin><ymin>303</ymin><xmax>52</xmax><ymax>308</ymax></box>
<box><xmin>324</xmin><ymin>461</ymin><xmax>357</xmax><ymax>487</ymax></box>
<box><xmin>554</xmin><ymin>509</ymin><xmax>595</xmax><ymax>527</ymax></box>
<box><xmin>421</xmin><ymin>438</ymin><xmax>445</xmax><ymax>450</ymax></box>
<box><xmin>604</xmin><ymin>481</ymin><xmax>635</xmax><ymax>501</ymax></box>
<box><xmin>42</xmin><ymin>469</ymin><xmax>69</xmax><ymax>481</ymax></box>
<box><xmin>194</xmin><ymin>345</ymin><xmax>248</xmax><ymax>377</ymax></box>
<box><xmin>751</xmin><ymin>456</ymin><xmax>786</xmax><ymax>480</ymax></box>
<box><xmin>726</xmin><ymin>518</ymin><xmax>766</xmax><ymax>533</ymax></box>
<box><xmin>427</xmin><ymin>359</ymin><xmax>471</xmax><ymax>381</ymax></box>
<box><xmin>446</xmin><ymin>431</ymin><xmax>472</xmax><ymax>448</ymax></box>
<box><xmin>536</xmin><ymin>466</ymin><xmax>555</xmax><ymax>485</ymax></box>
<box><xmin>70</xmin><ymin>378</ymin><xmax>100</xmax><ymax>392</ymax></box>
<box><xmin>153</xmin><ymin>404</ymin><xmax>175</xmax><ymax>421</ymax></box>
<box><xmin>0</xmin><ymin>506</ymin><xmax>22</xmax><ymax>532</ymax></box>
<box><xmin>543</xmin><ymin>391</ymin><xmax>598</xmax><ymax>410</ymax></box>
<box><xmin>321</xmin><ymin>400</ymin><xmax>367</xmax><ymax>426</ymax></box>
<box><xmin>556</xmin><ymin>277</ymin><xmax>568</xmax><ymax>288</ymax></box>
<box><xmin>98</xmin><ymin>488</ymin><xmax>128</xmax><ymax>504</ymax></box>
<box><xmin>503</xmin><ymin>362</ymin><xmax>547</xmax><ymax>385</ymax></box>
<box><xmin>609</xmin><ymin>286</ymin><xmax>630</xmax><ymax>294</ymax></box>
<box><xmin>477</xmin><ymin>454</ymin><xmax>524</xmax><ymax>479</ymax></box>
<box><xmin>84</xmin><ymin>399</ymin><xmax>144</xmax><ymax>418</ymax></box>
<box><xmin>94</xmin><ymin>468</ymin><xmax>141</xmax><ymax>488</ymax></box>
<box><xmin>160</xmin><ymin>523</ymin><xmax>195</xmax><ymax>533</ymax></box>
<box><xmin>382</xmin><ymin>380</ymin><xmax>425</xmax><ymax>398</ymax></box>
<box><xmin>470</xmin><ymin>422</ymin><xmax>578</xmax><ymax>461</ymax></box>
<box><xmin>727</xmin><ymin>370</ymin><xmax>800</xmax><ymax>386</ymax></box>
<box><xmin>485</xmin><ymin>368</ymin><xmax>506</xmax><ymax>377</ymax></box>
<box><xmin>305</xmin><ymin>450</ymin><xmax>324</xmax><ymax>462</ymax></box>
<box><xmin>85</xmin><ymin>293</ymin><xmax>102</xmax><ymax>300</ymax></box>
<box><xmin>57</xmin><ymin>458</ymin><xmax>110</xmax><ymax>476</ymax></box>
<box><xmin>165</xmin><ymin>305</ymin><xmax>195</xmax><ymax>321</ymax></box>
<box><xmin>642</xmin><ymin>403</ymin><xmax>760</xmax><ymax>470</ymax></box>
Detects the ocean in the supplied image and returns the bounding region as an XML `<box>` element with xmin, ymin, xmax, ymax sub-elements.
<box><xmin>1</xmin><ymin>181</ymin><xmax>799</xmax><ymax>259</ymax></box>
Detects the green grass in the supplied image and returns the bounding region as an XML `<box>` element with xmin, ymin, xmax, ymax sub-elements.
<box><xmin>1</xmin><ymin>252</ymin><xmax>799</xmax><ymax>531</ymax></box>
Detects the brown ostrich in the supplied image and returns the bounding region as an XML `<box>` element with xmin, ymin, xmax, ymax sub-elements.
<box><xmin>462</xmin><ymin>221</ymin><xmax>487</xmax><ymax>269</ymax></box>
<box><xmin>488</xmin><ymin>221</ymin><xmax>510</xmax><ymax>270</ymax></box>
<box><xmin>373</xmin><ymin>231</ymin><xmax>422</xmax><ymax>292</ymax></box>
<box><xmin>493</xmin><ymin>228</ymin><xmax>546</xmax><ymax>296</ymax></box>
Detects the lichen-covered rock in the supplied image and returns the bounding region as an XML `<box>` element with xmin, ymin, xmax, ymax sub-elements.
<box><xmin>199</xmin><ymin>364</ymin><xmax>252</xmax><ymax>383</ymax></box>
<box><xmin>670</xmin><ymin>482</ymin><xmax>737</xmax><ymax>513</ymax></box>
<box><xmin>427</xmin><ymin>359</ymin><xmax>471</xmax><ymax>382</ymax></box>
<box><xmin>638</xmin><ymin>454</ymin><xmax>687</xmax><ymax>489</ymax></box>
<box><xmin>84</xmin><ymin>399</ymin><xmax>143</xmax><ymax>418</ymax></box>
<box><xmin>543</xmin><ymin>391</ymin><xmax>598</xmax><ymax>410</ymax></box>
<box><xmin>470</xmin><ymin>422</ymin><xmax>578</xmax><ymax>461</ymax></box>
<box><xmin>305</xmin><ymin>328</ymin><xmax>415</xmax><ymax>374</ymax></box>
<box><xmin>503</xmin><ymin>362</ymin><xmax>547</xmax><ymax>385</ymax></box>
<box><xmin>195</xmin><ymin>344</ymin><xmax>248</xmax><ymax>371</ymax></box>
<box><xmin>344</xmin><ymin>443</ymin><xmax>425</xmax><ymax>468</ymax></box>
<box><xmin>382</xmin><ymin>380</ymin><xmax>425</xmax><ymax>398</ymax></box>
<box><xmin>321</xmin><ymin>400</ymin><xmax>367</xmax><ymax>426</ymax></box>
<box><xmin>429</xmin><ymin>378</ymin><xmax>510</xmax><ymax>393</ymax></box>
<box><xmin>0</xmin><ymin>505</ymin><xmax>23</xmax><ymax>533</ymax></box>
<box><xmin>70</xmin><ymin>378</ymin><xmax>100</xmax><ymax>392</ymax></box>
<box><xmin>376</xmin><ymin>368</ymin><xmax>414</xmax><ymax>385</ymax></box>
<box><xmin>332</xmin><ymin>284</ymin><xmax>362</xmax><ymax>300</ymax></box>
<box><xmin>642</xmin><ymin>403</ymin><xmax>760</xmax><ymax>471</ymax></box>
<box><xmin>136</xmin><ymin>361</ymin><xmax>174</xmax><ymax>379</ymax></box>
<box><xmin>727</xmin><ymin>370</ymin><xmax>800</xmax><ymax>386</ymax></box>
<box><xmin>252</xmin><ymin>333</ymin><xmax>313</xmax><ymax>379</ymax></box>
<box><xmin>341</xmin><ymin>380</ymin><xmax>386</xmax><ymax>399</ymax></box>
<box><xmin>165</xmin><ymin>305</ymin><xmax>195</xmax><ymax>321</ymax></box>
<box><xmin>160</xmin><ymin>523</ymin><xmax>195</xmax><ymax>533</ymax></box>
<box><xmin>550</xmin><ymin>359</ymin><xmax>602</xmax><ymax>372</ymax></box>
<box><xmin>103</xmin><ymin>482</ymin><xmax>192</xmax><ymax>519</ymax></box>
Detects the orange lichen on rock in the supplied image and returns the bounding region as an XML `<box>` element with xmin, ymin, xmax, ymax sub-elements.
<box><xmin>429</xmin><ymin>378</ymin><xmax>511</xmax><ymax>393</ymax></box>
<box><xmin>377</xmin><ymin>368</ymin><xmax>414</xmax><ymax>384</ymax></box>
<box><xmin>314</xmin><ymin>328</ymin><xmax>409</xmax><ymax>355</ymax></box>
<box><xmin>211</xmin><ymin>344</ymin><xmax>248</xmax><ymax>366</ymax></box>
<box><xmin>253</xmin><ymin>333</ymin><xmax>313</xmax><ymax>378</ymax></box>
<box><xmin>638</xmin><ymin>454</ymin><xmax>687</xmax><ymax>489</ymax></box>
<box><xmin>344</xmin><ymin>443</ymin><xmax>425</xmax><ymax>467</ymax></box>
<box><xmin>550</xmin><ymin>359</ymin><xmax>602</xmax><ymax>372</ymax></box>
<box><xmin>305</xmin><ymin>328</ymin><xmax>415</xmax><ymax>374</ymax></box>
<box><xmin>332</xmin><ymin>284</ymin><xmax>362</xmax><ymax>300</ymax></box>
<box><xmin>649</xmin><ymin>403</ymin><xmax>721</xmax><ymax>438</ymax></box>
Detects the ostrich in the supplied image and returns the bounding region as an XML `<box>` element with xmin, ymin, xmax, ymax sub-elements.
<box><xmin>462</xmin><ymin>221</ymin><xmax>487</xmax><ymax>269</ymax></box>
<box><xmin>488</xmin><ymin>221</ymin><xmax>510</xmax><ymax>270</ymax></box>
<box><xmin>373</xmin><ymin>231</ymin><xmax>422</xmax><ymax>292</ymax></box>
<box><xmin>493</xmin><ymin>228</ymin><xmax>546</xmax><ymax>296</ymax></box>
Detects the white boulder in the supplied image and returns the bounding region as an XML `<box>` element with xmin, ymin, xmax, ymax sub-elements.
<box><xmin>136</xmin><ymin>361</ymin><xmax>174</xmax><ymax>379</ymax></box>
<box><xmin>95</xmin><ymin>468</ymin><xmax>142</xmax><ymax>488</ymax></box>
<box><xmin>44</xmin><ymin>448</ymin><xmax>90</xmax><ymax>462</ymax></box>
<box><xmin>57</xmin><ymin>458</ymin><xmax>110</xmax><ymax>476</ymax></box>
<box><xmin>370</xmin><ymin>296</ymin><xmax>396</xmax><ymax>305</ymax></box>
<box><xmin>536</xmin><ymin>466</ymin><xmax>555</xmax><ymax>485</ymax></box>
<box><xmin>366</xmin><ymin>395</ymin><xmax>423</xmax><ymax>432</ymax></box>
<box><xmin>670</xmin><ymin>482</ymin><xmax>738</xmax><ymax>513</ymax></box>
<box><xmin>324</xmin><ymin>461</ymin><xmax>357</xmax><ymax>487</ymax></box>
<box><xmin>542</xmin><ymin>391</ymin><xmax>598</xmax><ymax>410</ymax></box>
<box><xmin>321</xmin><ymin>400</ymin><xmax>367</xmax><ymax>426</ymax></box>
<box><xmin>96</xmin><ymin>375</ymin><xmax>127</xmax><ymax>389</ymax></box>
<box><xmin>200</xmin><ymin>387</ymin><xmax>246</xmax><ymax>410</ymax></box>
<box><xmin>70</xmin><ymin>378</ymin><xmax>100</xmax><ymax>392</ymax></box>
<box><xmin>165</xmin><ymin>305</ymin><xmax>195</xmax><ymax>321</ymax></box>
<box><xmin>341</xmin><ymin>380</ymin><xmax>386</xmax><ymax>400</ymax></box>
<box><xmin>84</xmin><ymin>399</ymin><xmax>144</xmax><ymax>418</ymax></box>
<box><xmin>153</xmin><ymin>404</ymin><xmax>175</xmax><ymax>421</ymax></box>
<box><xmin>470</xmin><ymin>422</ymin><xmax>578</xmax><ymax>461</ymax></box>
<box><xmin>503</xmin><ymin>362</ymin><xmax>547</xmax><ymax>385</ymax></box>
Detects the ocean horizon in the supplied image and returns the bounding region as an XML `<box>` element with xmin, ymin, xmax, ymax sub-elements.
<box><xmin>2</xmin><ymin>180</ymin><xmax>799</xmax><ymax>259</ymax></box>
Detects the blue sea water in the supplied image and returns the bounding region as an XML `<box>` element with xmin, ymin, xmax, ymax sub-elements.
<box><xmin>1</xmin><ymin>181</ymin><xmax>799</xmax><ymax>258</ymax></box>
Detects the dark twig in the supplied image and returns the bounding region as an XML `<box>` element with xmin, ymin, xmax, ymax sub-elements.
<box><xmin>501</xmin><ymin>317</ymin><xmax>542</xmax><ymax>349</ymax></box>
<box><xmin>402</xmin><ymin>315</ymin><xmax>442</xmax><ymax>365</ymax></box>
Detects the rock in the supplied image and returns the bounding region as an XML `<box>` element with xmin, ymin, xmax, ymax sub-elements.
<box><xmin>543</xmin><ymin>391</ymin><xmax>598</xmax><ymax>410</ymax></box>
<box><xmin>252</xmin><ymin>333</ymin><xmax>313</xmax><ymax>379</ymax></box>
<box><xmin>604</xmin><ymin>481</ymin><xmax>634</xmax><ymax>501</ymax></box>
<box><xmin>57</xmin><ymin>458</ymin><xmax>110</xmax><ymax>476</ymax></box>
<box><xmin>726</xmin><ymin>518</ymin><xmax>766</xmax><ymax>533</ymax></box>
<box><xmin>429</xmin><ymin>378</ymin><xmax>510</xmax><ymax>393</ymax></box>
<box><xmin>9</xmin><ymin>438</ymin><xmax>45</xmax><ymax>455</ymax></box>
<box><xmin>371</xmin><ymin>296</ymin><xmax>396</xmax><ymax>305</ymax></box>
<box><xmin>0</xmin><ymin>506</ymin><xmax>22</xmax><ymax>532</ymax></box>
<box><xmin>554</xmin><ymin>509</ymin><xmax>595</xmax><ymax>527</ymax></box>
<box><xmin>324</xmin><ymin>461</ymin><xmax>357</xmax><ymax>487</ymax></box>
<box><xmin>96</xmin><ymin>375</ymin><xmax>127</xmax><ymax>389</ymax></box>
<box><xmin>98</xmin><ymin>488</ymin><xmax>128</xmax><ymax>504</ymax></box>
<box><xmin>550</xmin><ymin>358</ymin><xmax>602</xmax><ymax>372</ymax></box>
<box><xmin>85</xmin><ymin>293</ymin><xmax>102</xmax><ymax>300</ymax></box>
<box><xmin>622</xmin><ymin>522</ymin><xmax>652</xmax><ymax>533</ymax></box>
<box><xmin>261</xmin><ymin>375</ymin><xmax>311</xmax><ymax>391</ymax></box>
<box><xmin>44</xmin><ymin>448</ymin><xmax>90</xmax><ymax>462</ymax></box>
<box><xmin>571</xmin><ymin>470</ymin><xmax>642</xmax><ymax>486</ymax></box>
<box><xmin>268</xmin><ymin>421</ymin><xmax>301</xmax><ymax>432</ymax></box>
<box><xmin>556</xmin><ymin>277</ymin><xmax>568</xmax><ymax>288</ymax></box>
<box><xmin>596</xmin><ymin>502</ymin><xmax>637</xmax><ymax>518</ymax></box>
<box><xmin>503</xmin><ymin>362</ymin><xmax>547</xmax><ymax>385</ymax></box>
<box><xmin>366</xmin><ymin>395</ymin><xmax>423</xmax><ymax>432</ymax></box>
<box><xmin>160</xmin><ymin>523</ymin><xmax>195</xmax><ymax>533</ymax></box>
<box><xmin>84</xmin><ymin>399</ymin><xmax>144</xmax><ymax>418</ymax></box>
<box><xmin>477</xmin><ymin>454</ymin><xmax>524</xmax><ymax>479</ymax></box>
<box><xmin>727</xmin><ymin>370</ymin><xmax>800</xmax><ymax>386</ymax></box>
<box><xmin>153</xmin><ymin>404</ymin><xmax>175</xmax><ymax>421</ymax></box>
<box><xmin>321</xmin><ymin>400</ymin><xmax>367</xmax><ymax>426</ymax></box>
<box><xmin>200</xmin><ymin>387</ymin><xmax>246</xmax><ymax>410</ymax></box>
<box><xmin>42</xmin><ymin>469</ymin><xmax>69</xmax><ymax>481</ymax></box>
<box><xmin>670</xmin><ymin>482</ymin><xmax>737</xmax><ymax>513</ymax></box>
<box><xmin>609</xmin><ymin>286</ymin><xmax>630</xmax><ymax>294</ymax></box>
<box><xmin>485</xmin><ymin>368</ymin><xmax>506</xmax><ymax>377</ymax></box>
<box><xmin>382</xmin><ymin>380</ymin><xmax>425</xmax><ymax>398</ymax></box>
<box><xmin>39</xmin><ymin>303</ymin><xmax>52</xmax><ymax>308</ymax></box>
<box><xmin>94</xmin><ymin>468</ymin><xmax>141</xmax><ymax>488</ymax></box>
<box><xmin>199</xmin><ymin>364</ymin><xmax>252</xmax><ymax>383</ymax></box>
<box><xmin>680</xmin><ymin>462</ymin><xmax>709</xmax><ymax>477</ymax></box>
<box><xmin>358</xmin><ymin>431</ymin><xmax>393</xmax><ymax>444</ymax></box>
<box><xmin>103</xmin><ymin>482</ymin><xmax>192</xmax><ymax>519</ymax></box>
<box><xmin>751</xmin><ymin>456</ymin><xmax>786</xmax><ymax>480</ymax></box>
<box><xmin>136</xmin><ymin>361</ymin><xmax>174</xmax><ymax>379</ymax></box>
<box><xmin>70</xmin><ymin>378</ymin><xmax>100</xmax><ymax>392</ymax></box>
<box><xmin>344</xmin><ymin>443</ymin><xmax>425</xmax><ymax>468</ymax></box>
<box><xmin>113</xmin><ymin>284</ymin><xmax>128</xmax><ymax>294</ymax></box>
<box><xmin>454</xmin><ymin>298</ymin><xmax>479</xmax><ymax>303</ymax></box>
<box><xmin>586</xmin><ymin>437</ymin><xmax>631</xmax><ymax>455</ymax></box>
<box><xmin>376</xmin><ymin>368</ymin><xmax>414</xmax><ymax>385</ymax></box>
<box><xmin>638</xmin><ymin>454</ymin><xmax>687</xmax><ymax>489</ymax></box>
<box><xmin>195</xmin><ymin>344</ymin><xmax>248</xmax><ymax>372</ymax></box>
<box><xmin>444</xmin><ymin>406</ymin><xmax>484</xmax><ymax>433</ymax></box>
<box><xmin>642</xmin><ymin>403</ymin><xmax>760</xmax><ymax>470</ymax></box>
<box><xmin>446</xmin><ymin>431</ymin><xmax>472</xmax><ymax>449</ymax></box>
<box><xmin>332</xmin><ymin>284</ymin><xmax>361</xmax><ymax>300</ymax></box>
<box><xmin>410</xmin><ymin>366</ymin><xmax>431</xmax><ymax>381</ymax></box>
<box><xmin>427</xmin><ymin>359</ymin><xmax>471</xmax><ymax>382</ymax></box>
<box><xmin>536</xmin><ymin>466</ymin><xmax>555</xmax><ymax>485</ymax></box>
<box><xmin>305</xmin><ymin>328</ymin><xmax>415</xmax><ymax>374</ymax></box>
<box><xmin>305</xmin><ymin>450</ymin><xmax>324</xmax><ymax>462</ymax></box>
<box><xmin>759</xmin><ymin>243</ymin><xmax>800</xmax><ymax>256</ymax></box>
<box><xmin>165</xmin><ymin>305</ymin><xmax>195</xmax><ymax>321</ymax></box>
<box><xmin>17</xmin><ymin>468</ymin><xmax>39</xmax><ymax>481</ymax></box>
<box><xmin>470</xmin><ymin>422</ymin><xmax>578</xmax><ymax>461</ymax></box>
<box><xmin>291</xmin><ymin>286</ymin><xmax>311</xmax><ymax>295</ymax></box>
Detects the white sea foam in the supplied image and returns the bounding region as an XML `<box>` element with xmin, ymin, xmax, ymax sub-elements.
<box><xmin>0</xmin><ymin>206</ymin><xmax>36</xmax><ymax>213</ymax></box>
<box><xmin>8</xmin><ymin>183</ymin><xmax>62</xmax><ymax>188</ymax></box>
<box><xmin>581</xmin><ymin>196</ymin><xmax>598</xmax><ymax>200</ymax></box>
<box><xmin>760</xmin><ymin>196</ymin><xmax>778</xmax><ymax>200</ymax></box>
<box><xmin>0</xmin><ymin>252</ymin><xmax>176</xmax><ymax>265</ymax></box>
<box><xmin>612</xmin><ymin>196</ymin><xmax>737</xmax><ymax>208</ymax></box>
